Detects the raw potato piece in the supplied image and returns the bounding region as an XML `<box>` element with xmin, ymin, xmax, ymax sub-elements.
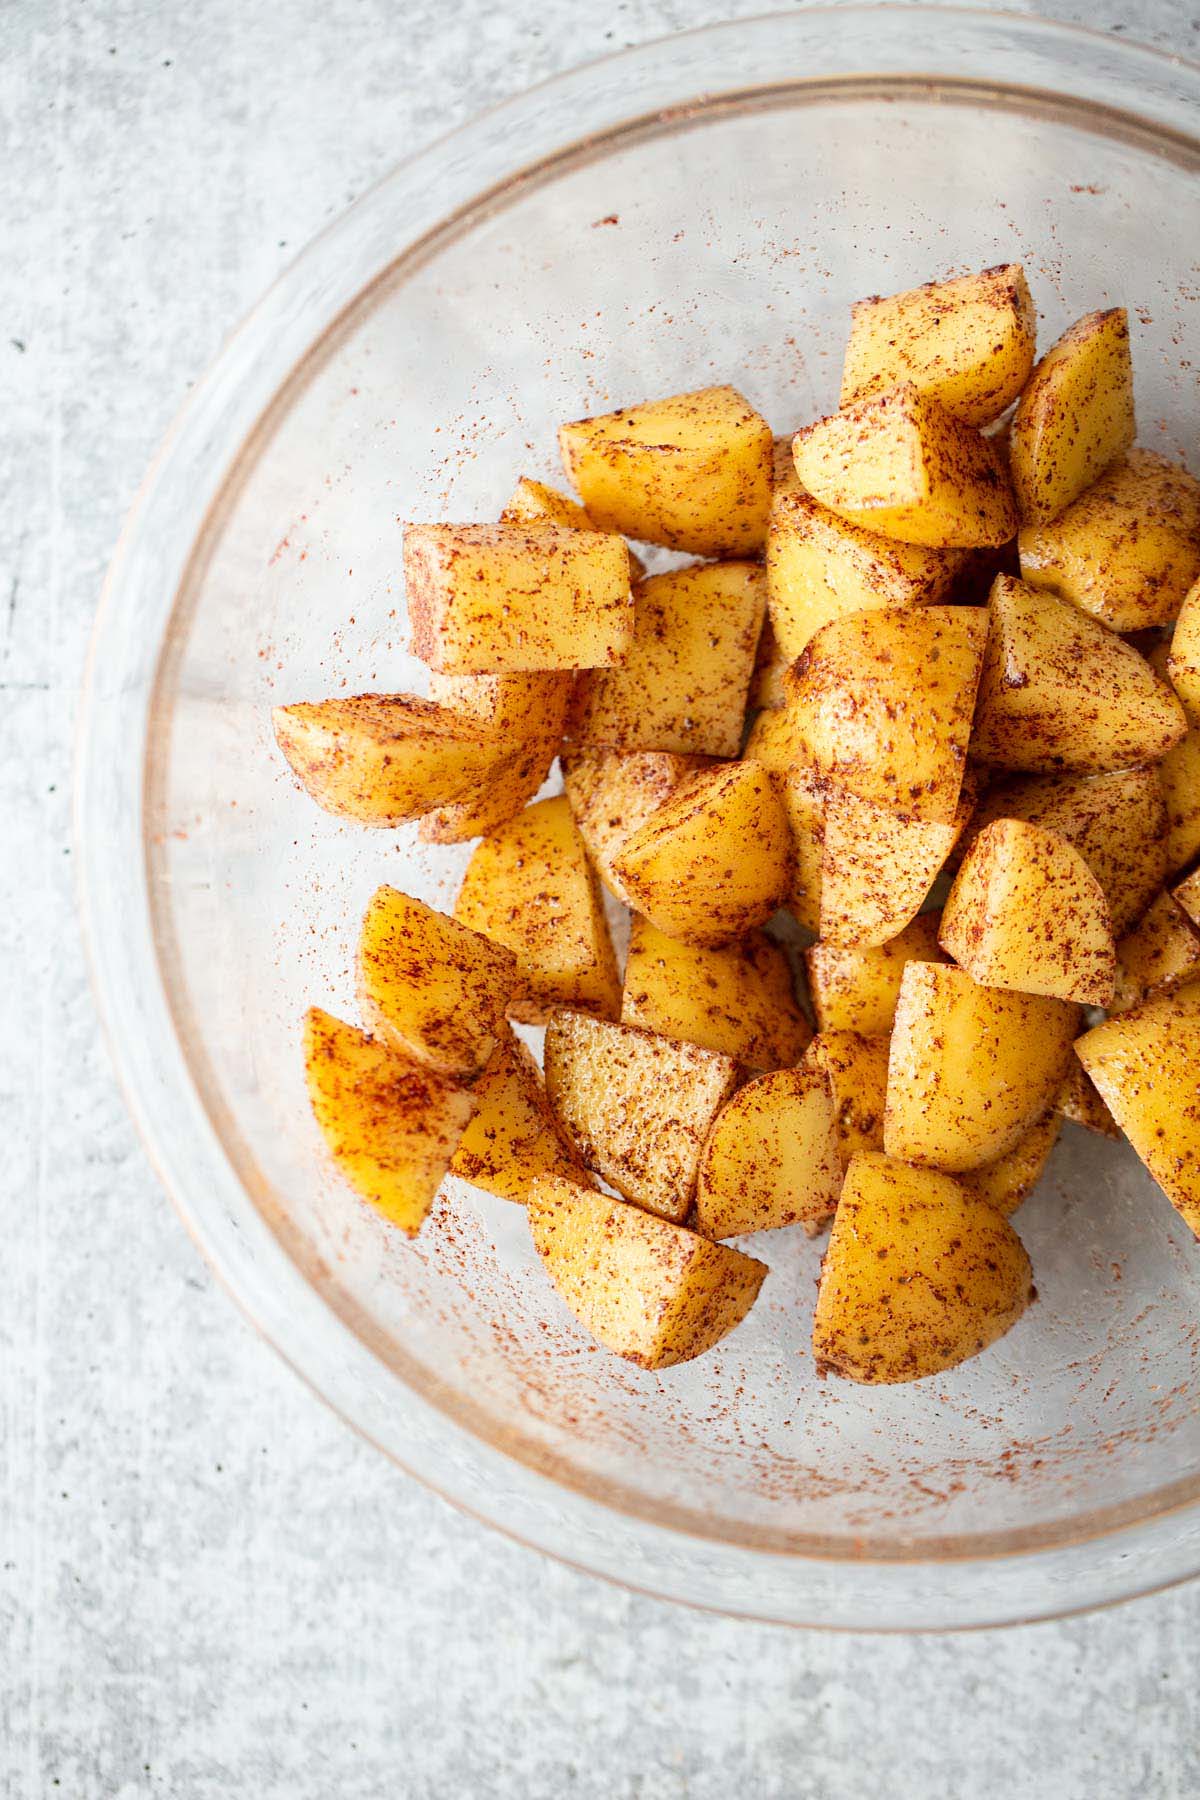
<box><xmin>840</xmin><ymin>263</ymin><xmax>1036</xmax><ymax>426</ymax></box>
<box><xmin>528</xmin><ymin>1173</ymin><xmax>767</xmax><ymax>1369</ymax></box>
<box><xmin>958</xmin><ymin>1110</ymin><xmax>1061</xmax><ymax>1216</ymax></box>
<box><xmin>455</xmin><ymin>796</ymin><xmax>620</xmax><ymax>1023</ymax></box>
<box><xmin>559</xmin><ymin>385</ymin><xmax>774</xmax><ymax>558</ymax></box>
<box><xmin>791</xmin><ymin>384</ymin><xmax>1018</xmax><ymax>549</ymax></box>
<box><xmin>971</xmin><ymin>576</ymin><xmax>1186</xmax><ymax>772</ymax></box>
<box><xmin>1111</xmin><ymin>890</ymin><xmax>1200</xmax><ymax>1012</ymax></box>
<box><xmin>886</xmin><ymin>961</ymin><xmax>1079</xmax><ymax>1171</ymax></box>
<box><xmin>695</xmin><ymin>1067</ymin><xmax>842</xmax><ymax>1239</ymax></box>
<box><xmin>273</xmin><ymin>694</ymin><xmax>499</xmax><ymax>826</ymax></box>
<box><xmin>449</xmin><ymin>1030</ymin><xmax>588</xmax><ymax>1204</ymax></box>
<box><xmin>303</xmin><ymin>1007</ymin><xmax>475</xmax><ymax>1236</ymax></box>
<box><xmin>569</xmin><ymin>562</ymin><xmax>766</xmax><ymax>756</ymax></box>
<box><xmin>1149</xmin><ymin>640</ymin><xmax>1200</xmax><ymax>873</ymax></box>
<box><xmin>818</xmin><ymin>776</ymin><xmax>976</xmax><ymax>951</ymax></box>
<box><xmin>805</xmin><ymin>913</ymin><xmax>946</xmax><ymax>1036</ymax></box>
<box><xmin>743</xmin><ymin>701</ymin><xmax>814</xmax><ymax>777</ymax></box>
<box><xmin>610</xmin><ymin>762</ymin><xmax>791</xmax><ymax>947</ymax></box>
<box><xmin>420</xmin><ymin>671</ymin><xmax>572</xmax><ymax>843</ymax></box>
<box><xmin>802</xmin><ymin>1031</ymin><xmax>890</xmax><ymax>1168</ymax></box>
<box><xmin>561</xmin><ymin>747</ymin><xmax>713</xmax><ymax>906</ymax></box>
<box><xmin>503</xmin><ymin>475</ymin><xmax>646</xmax><ymax>581</ymax></box>
<box><xmin>750</xmin><ymin>615</ymin><xmax>788</xmax><ymax>710</ymax></box>
<box><xmin>1176</xmin><ymin>867</ymin><xmax>1200</xmax><ymax>930</ymax></box>
<box><xmin>787</xmin><ymin>606</ymin><xmax>986</xmax><ymax>824</ymax></box>
<box><xmin>940</xmin><ymin>819</ymin><xmax>1117</xmax><ymax>1005</ymax></box>
<box><xmin>543</xmin><ymin>1012</ymin><xmax>738</xmax><ymax>1223</ymax></box>
<box><xmin>1056</xmin><ymin>1062</ymin><xmax>1122</xmax><ymax>1140</ymax></box>
<box><xmin>358</xmin><ymin>886</ymin><xmax>519</xmax><ymax>1077</ymax></box>
<box><xmin>1019</xmin><ymin>450</ymin><xmax>1200</xmax><ymax>631</ymax></box>
<box><xmin>1075</xmin><ymin>984</ymin><xmax>1200</xmax><ymax>1235</ymax></box>
<box><xmin>782</xmin><ymin>764</ymin><xmax>827</xmax><ymax>934</ymax></box>
<box><xmin>404</xmin><ymin>523</ymin><xmax>633</xmax><ymax>673</ymax></box>
<box><xmin>622</xmin><ymin>917</ymin><xmax>811</xmax><ymax>1070</ymax></box>
<box><xmin>1010</xmin><ymin>308</ymin><xmax>1135</xmax><ymax>524</ymax></box>
<box><xmin>812</xmin><ymin>1153</ymin><xmax>1034</xmax><ymax>1384</ymax></box>
<box><xmin>1168</xmin><ymin>578</ymin><xmax>1200</xmax><ymax>722</ymax></box>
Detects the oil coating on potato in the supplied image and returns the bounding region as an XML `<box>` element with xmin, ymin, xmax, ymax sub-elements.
<box><xmin>818</xmin><ymin>772</ymin><xmax>976</xmax><ymax>950</ymax></box>
<box><xmin>958</xmin><ymin>1109</ymin><xmax>1062</xmax><ymax>1217</ymax></box>
<box><xmin>802</xmin><ymin>1030</ymin><xmax>890</xmax><ymax>1169</ymax></box>
<box><xmin>1110</xmin><ymin>890</ymin><xmax>1200</xmax><ymax>1013</ymax></box>
<box><xmin>1009</xmin><ymin>308</ymin><xmax>1135</xmax><ymax>524</ymax></box>
<box><xmin>449</xmin><ymin>1029</ymin><xmax>589</xmax><ymax>1204</ymax></box>
<box><xmin>622</xmin><ymin>916</ymin><xmax>811</xmax><ymax>1070</ymax></box>
<box><xmin>1168</xmin><ymin>577</ymin><xmax>1200</xmax><ymax>723</ymax></box>
<box><xmin>419</xmin><ymin>670</ymin><xmax>572</xmax><ymax>843</ymax></box>
<box><xmin>812</xmin><ymin>1152</ymin><xmax>1034</xmax><ymax>1384</ymax></box>
<box><xmin>561</xmin><ymin>746</ymin><xmax>714</xmax><ymax>906</ymax></box>
<box><xmin>695</xmin><ymin>1066</ymin><xmax>842</xmax><ymax>1239</ymax></box>
<box><xmin>527</xmin><ymin>1173</ymin><xmax>767</xmax><ymax>1369</ymax></box>
<box><xmin>805</xmin><ymin>913</ymin><xmax>946</xmax><ymax>1036</ymax></box>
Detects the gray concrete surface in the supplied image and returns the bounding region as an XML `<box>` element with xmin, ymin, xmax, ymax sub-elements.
<box><xmin>4</xmin><ymin>1</ymin><xmax>1200</xmax><ymax>1794</ymax></box>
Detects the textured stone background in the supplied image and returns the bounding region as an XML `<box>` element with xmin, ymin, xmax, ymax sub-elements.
<box><xmin>4</xmin><ymin>2</ymin><xmax>1200</xmax><ymax>1795</ymax></box>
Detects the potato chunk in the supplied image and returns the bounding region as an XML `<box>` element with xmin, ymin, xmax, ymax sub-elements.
<box><xmin>544</xmin><ymin>1011</ymin><xmax>738</xmax><ymax>1222</ymax></box>
<box><xmin>812</xmin><ymin>1153</ymin><xmax>1034</xmax><ymax>1384</ymax></box>
<box><xmin>404</xmin><ymin>522</ymin><xmax>633</xmax><ymax>672</ymax></box>
<box><xmin>818</xmin><ymin>775</ymin><xmax>976</xmax><ymax>950</ymax></box>
<box><xmin>455</xmin><ymin>795</ymin><xmax>620</xmax><ymax>1023</ymax></box>
<box><xmin>791</xmin><ymin>384</ymin><xmax>1018</xmax><ymax>548</ymax></box>
<box><xmin>622</xmin><ymin>916</ymin><xmax>811</xmax><ymax>1071</ymax></box>
<box><xmin>802</xmin><ymin>1030</ymin><xmax>890</xmax><ymax>1168</ymax></box>
<box><xmin>749</xmin><ymin>614</ymin><xmax>788</xmax><ymax>710</ymax></box>
<box><xmin>303</xmin><ymin>1007</ymin><xmax>474</xmax><ymax>1236</ymax></box>
<box><xmin>610</xmin><ymin>762</ymin><xmax>791</xmax><ymax>946</ymax></box>
<box><xmin>569</xmin><ymin>562</ymin><xmax>765</xmax><ymax>756</ymax></box>
<box><xmin>958</xmin><ymin>1109</ymin><xmax>1061</xmax><ymax>1217</ymax></box>
<box><xmin>449</xmin><ymin>1030</ymin><xmax>588</xmax><ymax>1204</ymax></box>
<box><xmin>1009</xmin><ymin>308</ymin><xmax>1135</xmax><ymax>523</ymax></box>
<box><xmin>502</xmin><ymin>475</ymin><xmax>646</xmax><ymax>579</ymax></box>
<box><xmin>805</xmin><ymin>913</ymin><xmax>946</xmax><ymax>1036</ymax></box>
<box><xmin>786</xmin><ymin>605</ymin><xmax>986</xmax><ymax>824</ymax></box>
<box><xmin>1019</xmin><ymin>450</ymin><xmax>1200</xmax><ymax>631</ymax></box>
<box><xmin>1168</xmin><ymin>577</ymin><xmax>1200</xmax><ymax>723</ymax></box>
<box><xmin>940</xmin><ymin>818</ymin><xmax>1116</xmax><ymax>1005</ymax></box>
<box><xmin>528</xmin><ymin>1173</ymin><xmax>767</xmax><ymax>1368</ymax></box>
<box><xmin>358</xmin><ymin>886</ymin><xmax>519</xmax><ymax>1077</ymax></box>
<box><xmin>419</xmin><ymin>671</ymin><xmax>573</xmax><ymax>843</ymax></box>
<box><xmin>971</xmin><ymin>576</ymin><xmax>1186</xmax><ymax>772</ymax></box>
<box><xmin>695</xmin><ymin>1067</ymin><xmax>842</xmax><ymax>1239</ymax></box>
<box><xmin>840</xmin><ymin>263</ymin><xmax>1036</xmax><ymax>426</ymax></box>
<box><xmin>561</xmin><ymin>746</ymin><xmax>713</xmax><ymax>905</ymax></box>
<box><xmin>1149</xmin><ymin>638</ymin><xmax>1200</xmax><ymax>873</ymax></box>
<box><xmin>1111</xmin><ymin>890</ymin><xmax>1200</xmax><ymax>1012</ymax></box>
<box><xmin>782</xmin><ymin>764</ymin><xmax>827</xmax><ymax>934</ymax></box>
<box><xmin>1175</xmin><ymin>867</ymin><xmax>1200</xmax><ymax>931</ymax></box>
<box><xmin>1075</xmin><ymin>984</ymin><xmax>1200</xmax><ymax>1235</ymax></box>
<box><xmin>273</xmin><ymin>693</ymin><xmax>498</xmax><ymax>826</ymax></box>
<box><xmin>1056</xmin><ymin>1062</ymin><xmax>1122</xmax><ymax>1140</ymax></box>
<box><xmin>558</xmin><ymin>385</ymin><xmax>773</xmax><ymax>558</ymax></box>
<box><xmin>886</xmin><ymin>961</ymin><xmax>1079</xmax><ymax>1171</ymax></box>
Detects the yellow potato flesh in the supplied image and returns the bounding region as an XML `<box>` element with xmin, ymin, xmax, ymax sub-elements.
<box><xmin>805</xmin><ymin>913</ymin><xmax>946</xmax><ymax>1036</ymax></box>
<box><xmin>781</xmin><ymin>764</ymin><xmax>827</xmax><ymax>933</ymax></box>
<box><xmin>1110</xmin><ymin>890</ymin><xmax>1200</xmax><ymax>1012</ymax></box>
<box><xmin>622</xmin><ymin>916</ymin><xmax>811</xmax><ymax>1071</ymax></box>
<box><xmin>802</xmin><ymin>1030</ymin><xmax>890</xmax><ymax>1168</ymax></box>
<box><xmin>695</xmin><ymin>1067</ymin><xmax>842</xmax><ymax>1239</ymax></box>
<box><xmin>561</xmin><ymin>746</ymin><xmax>713</xmax><ymax>907</ymax></box>
<box><xmin>1055</xmin><ymin>1063</ymin><xmax>1122</xmax><ymax>1140</ymax></box>
<box><xmin>1168</xmin><ymin>578</ymin><xmax>1200</xmax><ymax>723</ymax></box>
<box><xmin>1175</xmin><ymin>867</ymin><xmax>1200</xmax><ymax>931</ymax></box>
<box><xmin>1010</xmin><ymin>308</ymin><xmax>1135</xmax><ymax>524</ymax></box>
<box><xmin>449</xmin><ymin>1030</ymin><xmax>587</xmax><ymax>1204</ymax></box>
<box><xmin>958</xmin><ymin>1109</ymin><xmax>1061</xmax><ymax>1216</ymax></box>
<box><xmin>419</xmin><ymin>670</ymin><xmax>572</xmax><ymax>844</ymax></box>
<box><xmin>818</xmin><ymin>776</ymin><xmax>975</xmax><ymax>951</ymax></box>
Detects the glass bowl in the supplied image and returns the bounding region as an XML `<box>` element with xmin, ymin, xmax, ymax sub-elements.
<box><xmin>77</xmin><ymin>7</ymin><xmax>1200</xmax><ymax>1629</ymax></box>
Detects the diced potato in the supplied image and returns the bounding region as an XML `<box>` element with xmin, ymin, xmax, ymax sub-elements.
<box><xmin>749</xmin><ymin>614</ymin><xmax>788</xmax><ymax>710</ymax></box>
<box><xmin>971</xmin><ymin>575</ymin><xmax>1186</xmax><ymax>772</ymax></box>
<box><xmin>1075</xmin><ymin>984</ymin><xmax>1200</xmax><ymax>1235</ymax></box>
<box><xmin>963</xmin><ymin>766</ymin><xmax>1167</xmax><ymax>936</ymax></box>
<box><xmin>1168</xmin><ymin>577</ymin><xmax>1200</xmax><ymax>722</ymax></box>
<box><xmin>622</xmin><ymin>915</ymin><xmax>811</xmax><ymax>1070</ymax></box>
<box><xmin>742</xmin><ymin>700</ymin><xmax>813</xmax><ymax>777</ymax></box>
<box><xmin>1009</xmin><ymin>308</ymin><xmax>1135</xmax><ymax>524</ymax></box>
<box><xmin>1176</xmin><ymin>867</ymin><xmax>1200</xmax><ymax>931</ymax></box>
<box><xmin>695</xmin><ymin>1067</ymin><xmax>842</xmax><ymax>1238</ymax></box>
<box><xmin>527</xmin><ymin>1172</ymin><xmax>767</xmax><ymax>1368</ymax></box>
<box><xmin>839</xmin><ymin>263</ymin><xmax>1036</xmax><ymax>426</ymax></box>
<box><xmin>791</xmin><ymin>384</ymin><xmax>1018</xmax><ymax>549</ymax></box>
<box><xmin>303</xmin><ymin>1006</ymin><xmax>474</xmax><ymax>1236</ymax></box>
<box><xmin>1056</xmin><ymin>1062</ymin><xmax>1122</xmax><ymax>1140</ymax></box>
<box><xmin>1110</xmin><ymin>890</ymin><xmax>1200</xmax><ymax>1012</ymax></box>
<box><xmin>610</xmin><ymin>762</ymin><xmax>791</xmax><ymax>946</ymax></box>
<box><xmin>939</xmin><ymin>818</ymin><xmax>1116</xmax><ymax>1005</ymax></box>
<box><xmin>1019</xmin><ymin>450</ymin><xmax>1200</xmax><ymax>630</ymax></box>
<box><xmin>419</xmin><ymin>671</ymin><xmax>573</xmax><ymax>843</ymax></box>
<box><xmin>357</xmin><ymin>886</ymin><xmax>519</xmax><ymax>1077</ymax></box>
<box><xmin>543</xmin><ymin>1011</ymin><xmax>738</xmax><ymax>1222</ymax></box>
<box><xmin>787</xmin><ymin>606</ymin><xmax>985</xmax><ymax>824</ymax></box>
<box><xmin>569</xmin><ymin>562</ymin><xmax>765</xmax><ymax>756</ymax></box>
<box><xmin>502</xmin><ymin>474</ymin><xmax>647</xmax><ymax>581</ymax></box>
<box><xmin>558</xmin><ymin>385</ymin><xmax>774</xmax><ymax>558</ymax></box>
<box><xmin>885</xmin><ymin>961</ymin><xmax>1079</xmax><ymax>1171</ymax></box>
<box><xmin>561</xmin><ymin>746</ymin><xmax>713</xmax><ymax>905</ymax></box>
<box><xmin>454</xmin><ymin>795</ymin><xmax>620</xmax><ymax>1023</ymax></box>
<box><xmin>958</xmin><ymin>1109</ymin><xmax>1061</xmax><ymax>1216</ymax></box>
<box><xmin>404</xmin><ymin>522</ymin><xmax>633</xmax><ymax>673</ymax></box>
<box><xmin>782</xmin><ymin>764</ymin><xmax>827</xmax><ymax>934</ymax></box>
<box><xmin>772</xmin><ymin>433</ymin><xmax>803</xmax><ymax>494</ymax></box>
<box><xmin>273</xmin><ymin>693</ymin><xmax>499</xmax><ymax>826</ymax></box>
<box><xmin>1150</xmin><ymin>639</ymin><xmax>1200</xmax><ymax>872</ymax></box>
<box><xmin>449</xmin><ymin>1029</ymin><xmax>588</xmax><ymax>1204</ymax></box>
<box><xmin>819</xmin><ymin>774</ymin><xmax>976</xmax><ymax>950</ymax></box>
<box><xmin>802</xmin><ymin>1030</ymin><xmax>890</xmax><ymax>1168</ymax></box>
<box><xmin>766</xmin><ymin>488</ymin><xmax>967</xmax><ymax>662</ymax></box>
<box><xmin>805</xmin><ymin>913</ymin><xmax>946</xmax><ymax>1035</ymax></box>
<box><xmin>812</xmin><ymin>1152</ymin><xmax>1034</xmax><ymax>1383</ymax></box>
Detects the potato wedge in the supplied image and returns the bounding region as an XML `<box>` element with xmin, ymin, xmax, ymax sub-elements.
<box><xmin>357</xmin><ymin>886</ymin><xmax>519</xmax><ymax>1077</ymax></box>
<box><xmin>886</xmin><ymin>961</ymin><xmax>1079</xmax><ymax>1170</ymax></box>
<box><xmin>971</xmin><ymin>575</ymin><xmax>1186</xmax><ymax>772</ymax></box>
<box><xmin>1168</xmin><ymin>577</ymin><xmax>1200</xmax><ymax>723</ymax></box>
<box><xmin>805</xmin><ymin>913</ymin><xmax>946</xmax><ymax>1036</ymax></box>
<box><xmin>404</xmin><ymin>522</ymin><xmax>633</xmax><ymax>672</ymax></box>
<box><xmin>812</xmin><ymin>1153</ymin><xmax>1033</xmax><ymax>1383</ymax></box>
<box><xmin>622</xmin><ymin>916</ymin><xmax>811</xmax><ymax>1070</ymax></box>
<box><xmin>1009</xmin><ymin>308</ymin><xmax>1134</xmax><ymax>524</ymax></box>
<box><xmin>1110</xmin><ymin>890</ymin><xmax>1200</xmax><ymax>1012</ymax></box>
<box><xmin>958</xmin><ymin>1109</ymin><xmax>1061</xmax><ymax>1216</ymax></box>
<box><xmin>840</xmin><ymin>263</ymin><xmax>1036</xmax><ymax>426</ymax></box>
<box><xmin>940</xmin><ymin>818</ymin><xmax>1116</xmax><ymax>1005</ymax></box>
<box><xmin>1019</xmin><ymin>450</ymin><xmax>1200</xmax><ymax>631</ymax></box>
<box><xmin>1075</xmin><ymin>984</ymin><xmax>1200</xmax><ymax>1235</ymax></box>
<box><xmin>544</xmin><ymin>1011</ymin><xmax>738</xmax><ymax>1223</ymax></box>
<box><xmin>791</xmin><ymin>384</ymin><xmax>1018</xmax><ymax>549</ymax></box>
<box><xmin>569</xmin><ymin>561</ymin><xmax>765</xmax><ymax>756</ymax></box>
<box><xmin>558</xmin><ymin>385</ymin><xmax>773</xmax><ymax>558</ymax></box>
<box><xmin>454</xmin><ymin>795</ymin><xmax>620</xmax><ymax>1023</ymax></box>
<box><xmin>449</xmin><ymin>1029</ymin><xmax>588</xmax><ymax>1204</ymax></box>
<box><xmin>695</xmin><ymin>1067</ymin><xmax>842</xmax><ymax>1239</ymax></box>
<box><xmin>610</xmin><ymin>762</ymin><xmax>791</xmax><ymax>946</ymax></box>
<box><xmin>819</xmin><ymin>774</ymin><xmax>976</xmax><ymax>950</ymax></box>
<box><xmin>802</xmin><ymin>1030</ymin><xmax>890</xmax><ymax>1168</ymax></box>
<box><xmin>303</xmin><ymin>1007</ymin><xmax>474</xmax><ymax>1236</ymax></box>
<box><xmin>560</xmin><ymin>746</ymin><xmax>713</xmax><ymax>906</ymax></box>
<box><xmin>419</xmin><ymin>671</ymin><xmax>573</xmax><ymax>843</ymax></box>
<box><xmin>527</xmin><ymin>1172</ymin><xmax>767</xmax><ymax>1368</ymax></box>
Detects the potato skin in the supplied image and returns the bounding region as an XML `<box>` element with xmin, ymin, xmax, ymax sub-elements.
<box><xmin>622</xmin><ymin>916</ymin><xmax>811</xmax><ymax>1071</ymax></box>
<box><xmin>561</xmin><ymin>746</ymin><xmax>714</xmax><ymax>906</ymax></box>
<box><xmin>1009</xmin><ymin>308</ymin><xmax>1135</xmax><ymax>524</ymax></box>
<box><xmin>449</xmin><ymin>1029</ymin><xmax>588</xmax><ymax>1204</ymax></box>
<box><xmin>419</xmin><ymin>671</ymin><xmax>572</xmax><ymax>844</ymax></box>
<box><xmin>806</xmin><ymin>913</ymin><xmax>946</xmax><ymax>1036</ymax></box>
<box><xmin>694</xmin><ymin>1066</ymin><xmax>842</xmax><ymax>1239</ymax></box>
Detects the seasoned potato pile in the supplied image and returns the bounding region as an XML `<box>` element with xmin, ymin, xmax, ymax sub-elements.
<box><xmin>276</xmin><ymin>263</ymin><xmax>1200</xmax><ymax>1387</ymax></box>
